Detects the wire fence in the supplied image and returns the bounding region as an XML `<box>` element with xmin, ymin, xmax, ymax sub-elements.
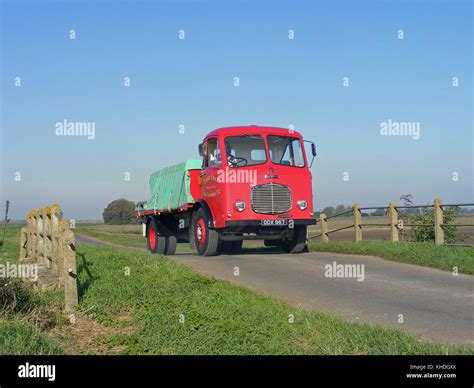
<box><xmin>308</xmin><ymin>198</ymin><xmax>474</xmax><ymax>247</ymax></box>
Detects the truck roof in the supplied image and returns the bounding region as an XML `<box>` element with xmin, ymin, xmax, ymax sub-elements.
<box><xmin>205</xmin><ymin>125</ymin><xmax>303</xmax><ymax>139</ymax></box>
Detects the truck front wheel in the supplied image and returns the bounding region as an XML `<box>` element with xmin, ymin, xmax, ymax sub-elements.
<box><xmin>281</xmin><ymin>225</ymin><xmax>307</xmax><ymax>254</ymax></box>
<box><xmin>192</xmin><ymin>208</ymin><xmax>218</xmax><ymax>256</ymax></box>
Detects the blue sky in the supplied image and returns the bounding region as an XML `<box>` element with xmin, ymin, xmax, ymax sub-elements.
<box><xmin>1</xmin><ymin>0</ymin><xmax>472</xmax><ymax>219</ymax></box>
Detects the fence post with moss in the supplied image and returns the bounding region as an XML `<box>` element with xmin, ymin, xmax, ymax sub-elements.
<box><xmin>19</xmin><ymin>204</ymin><xmax>78</xmax><ymax>314</ymax></box>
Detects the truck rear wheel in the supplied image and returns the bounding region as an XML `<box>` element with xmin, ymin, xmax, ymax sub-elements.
<box><xmin>147</xmin><ymin>220</ymin><xmax>166</xmax><ymax>254</ymax></box>
<box><xmin>193</xmin><ymin>208</ymin><xmax>218</xmax><ymax>256</ymax></box>
<box><xmin>281</xmin><ymin>225</ymin><xmax>307</xmax><ymax>254</ymax></box>
<box><xmin>165</xmin><ymin>235</ymin><xmax>177</xmax><ymax>255</ymax></box>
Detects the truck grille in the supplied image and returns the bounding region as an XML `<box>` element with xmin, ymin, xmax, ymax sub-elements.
<box><xmin>251</xmin><ymin>183</ymin><xmax>291</xmax><ymax>214</ymax></box>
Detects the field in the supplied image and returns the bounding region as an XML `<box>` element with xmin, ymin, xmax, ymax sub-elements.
<box><xmin>1</xmin><ymin>224</ymin><xmax>472</xmax><ymax>355</ymax></box>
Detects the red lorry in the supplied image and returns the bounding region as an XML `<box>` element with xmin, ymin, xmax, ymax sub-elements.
<box><xmin>134</xmin><ymin>125</ymin><xmax>317</xmax><ymax>256</ymax></box>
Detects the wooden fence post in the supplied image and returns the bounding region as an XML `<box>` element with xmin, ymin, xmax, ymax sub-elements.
<box><xmin>434</xmin><ymin>198</ymin><xmax>444</xmax><ymax>245</ymax></box>
<box><xmin>43</xmin><ymin>209</ymin><xmax>53</xmax><ymax>272</ymax></box>
<box><xmin>320</xmin><ymin>213</ymin><xmax>329</xmax><ymax>242</ymax></box>
<box><xmin>26</xmin><ymin>213</ymin><xmax>36</xmax><ymax>259</ymax></box>
<box><xmin>59</xmin><ymin>220</ymin><xmax>78</xmax><ymax>314</ymax></box>
<box><xmin>353</xmin><ymin>203</ymin><xmax>362</xmax><ymax>242</ymax></box>
<box><xmin>50</xmin><ymin>205</ymin><xmax>61</xmax><ymax>276</ymax></box>
<box><xmin>37</xmin><ymin>211</ymin><xmax>45</xmax><ymax>267</ymax></box>
<box><xmin>20</xmin><ymin>205</ymin><xmax>78</xmax><ymax>315</ymax></box>
<box><xmin>389</xmin><ymin>201</ymin><xmax>399</xmax><ymax>242</ymax></box>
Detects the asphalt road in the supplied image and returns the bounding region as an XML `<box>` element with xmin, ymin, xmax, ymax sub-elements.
<box><xmin>76</xmin><ymin>234</ymin><xmax>473</xmax><ymax>345</ymax></box>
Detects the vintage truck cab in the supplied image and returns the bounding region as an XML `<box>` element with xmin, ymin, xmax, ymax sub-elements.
<box><xmin>135</xmin><ymin>125</ymin><xmax>316</xmax><ymax>256</ymax></box>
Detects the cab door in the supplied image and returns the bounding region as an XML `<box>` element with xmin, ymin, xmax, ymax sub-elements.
<box><xmin>200</xmin><ymin>137</ymin><xmax>225</xmax><ymax>227</ymax></box>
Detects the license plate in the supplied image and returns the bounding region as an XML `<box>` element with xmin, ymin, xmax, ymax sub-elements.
<box><xmin>260</xmin><ymin>219</ymin><xmax>288</xmax><ymax>226</ymax></box>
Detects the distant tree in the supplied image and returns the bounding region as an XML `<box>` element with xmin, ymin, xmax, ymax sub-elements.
<box><xmin>335</xmin><ymin>204</ymin><xmax>347</xmax><ymax>215</ymax></box>
<box><xmin>103</xmin><ymin>199</ymin><xmax>136</xmax><ymax>225</ymax></box>
<box><xmin>371</xmin><ymin>208</ymin><xmax>386</xmax><ymax>216</ymax></box>
<box><xmin>321</xmin><ymin>206</ymin><xmax>335</xmax><ymax>217</ymax></box>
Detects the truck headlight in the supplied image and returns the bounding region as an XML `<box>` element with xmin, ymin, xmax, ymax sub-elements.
<box><xmin>297</xmin><ymin>200</ymin><xmax>307</xmax><ymax>210</ymax></box>
<box><xmin>235</xmin><ymin>201</ymin><xmax>246</xmax><ymax>212</ymax></box>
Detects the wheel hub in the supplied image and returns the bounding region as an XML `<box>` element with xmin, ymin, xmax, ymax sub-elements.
<box><xmin>196</xmin><ymin>219</ymin><xmax>206</xmax><ymax>246</ymax></box>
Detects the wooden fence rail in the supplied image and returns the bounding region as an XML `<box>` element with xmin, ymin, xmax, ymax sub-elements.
<box><xmin>312</xmin><ymin>198</ymin><xmax>474</xmax><ymax>246</ymax></box>
<box><xmin>19</xmin><ymin>204</ymin><xmax>78</xmax><ymax>314</ymax></box>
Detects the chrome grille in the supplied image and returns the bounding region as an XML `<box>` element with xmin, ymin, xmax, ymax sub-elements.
<box><xmin>251</xmin><ymin>183</ymin><xmax>291</xmax><ymax>214</ymax></box>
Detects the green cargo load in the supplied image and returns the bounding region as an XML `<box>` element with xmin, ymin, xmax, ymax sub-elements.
<box><xmin>145</xmin><ymin>159</ymin><xmax>202</xmax><ymax>212</ymax></box>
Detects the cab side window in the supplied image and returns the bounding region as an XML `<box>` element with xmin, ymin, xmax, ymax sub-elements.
<box><xmin>206</xmin><ymin>138</ymin><xmax>221</xmax><ymax>168</ymax></box>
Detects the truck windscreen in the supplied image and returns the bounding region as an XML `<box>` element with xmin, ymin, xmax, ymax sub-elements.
<box><xmin>224</xmin><ymin>135</ymin><xmax>266</xmax><ymax>167</ymax></box>
<box><xmin>267</xmin><ymin>135</ymin><xmax>305</xmax><ymax>167</ymax></box>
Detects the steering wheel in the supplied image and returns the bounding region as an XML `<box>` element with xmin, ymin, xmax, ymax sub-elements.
<box><xmin>228</xmin><ymin>156</ymin><xmax>248</xmax><ymax>167</ymax></box>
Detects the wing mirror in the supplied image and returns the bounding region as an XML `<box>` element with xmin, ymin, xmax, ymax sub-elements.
<box><xmin>198</xmin><ymin>142</ymin><xmax>206</xmax><ymax>157</ymax></box>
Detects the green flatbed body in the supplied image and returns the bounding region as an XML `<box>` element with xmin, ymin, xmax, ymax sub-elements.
<box><xmin>145</xmin><ymin>159</ymin><xmax>202</xmax><ymax>212</ymax></box>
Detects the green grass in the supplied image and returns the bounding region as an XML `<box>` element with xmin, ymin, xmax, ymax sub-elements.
<box><xmin>308</xmin><ymin>241</ymin><xmax>474</xmax><ymax>274</ymax></box>
<box><xmin>0</xmin><ymin>224</ymin><xmax>23</xmax><ymax>267</ymax></box>
<box><xmin>74</xmin><ymin>226</ymin><xmax>146</xmax><ymax>249</ymax></box>
<box><xmin>0</xmin><ymin>319</ymin><xmax>63</xmax><ymax>355</ymax></box>
<box><xmin>1</xmin><ymin>224</ymin><xmax>472</xmax><ymax>355</ymax></box>
<box><xmin>74</xmin><ymin>244</ymin><xmax>472</xmax><ymax>355</ymax></box>
<box><xmin>0</xmin><ymin>224</ymin><xmax>65</xmax><ymax>354</ymax></box>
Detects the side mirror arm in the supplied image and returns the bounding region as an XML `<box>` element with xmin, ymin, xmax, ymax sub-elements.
<box><xmin>304</xmin><ymin>140</ymin><xmax>317</xmax><ymax>168</ymax></box>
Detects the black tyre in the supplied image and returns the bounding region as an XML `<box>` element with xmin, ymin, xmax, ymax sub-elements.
<box><xmin>147</xmin><ymin>219</ymin><xmax>166</xmax><ymax>254</ymax></box>
<box><xmin>192</xmin><ymin>208</ymin><xmax>219</xmax><ymax>256</ymax></box>
<box><xmin>165</xmin><ymin>235</ymin><xmax>177</xmax><ymax>255</ymax></box>
<box><xmin>281</xmin><ymin>225</ymin><xmax>307</xmax><ymax>254</ymax></box>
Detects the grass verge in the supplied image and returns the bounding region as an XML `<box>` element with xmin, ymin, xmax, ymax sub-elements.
<box><xmin>73</xmin><ymin>244</ymin><xmax>472</xmax><ymax>355</ymax></box>
<box><xmin>1</xmin><ymin>224</ymin><xmax>472</xmax><ymax>354</ymax></box>
<box><xmin>74</xmin><ymin>226</ymin><xmax>145</xmax><ymax>249</ymax></box>
<box><xmin>0</xmin><ymin>224</ymin><xmax>65</xmax><ymax>354</ymax></box>
<box><xmin>0</xmin><ymin>319</ymin><xmax>63</xmax><ymax>355</ymax></box>
<box><xmin>308</xmin><ymin>241</ymin><xmax>474</xmax><ymax>274</ymax></box>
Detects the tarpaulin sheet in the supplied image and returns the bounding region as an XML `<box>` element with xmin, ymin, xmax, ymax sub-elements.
<box><xmin>145</xmin><ymin>159</ymin><xmax>202</xmax><ymax>212</ymax></box>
